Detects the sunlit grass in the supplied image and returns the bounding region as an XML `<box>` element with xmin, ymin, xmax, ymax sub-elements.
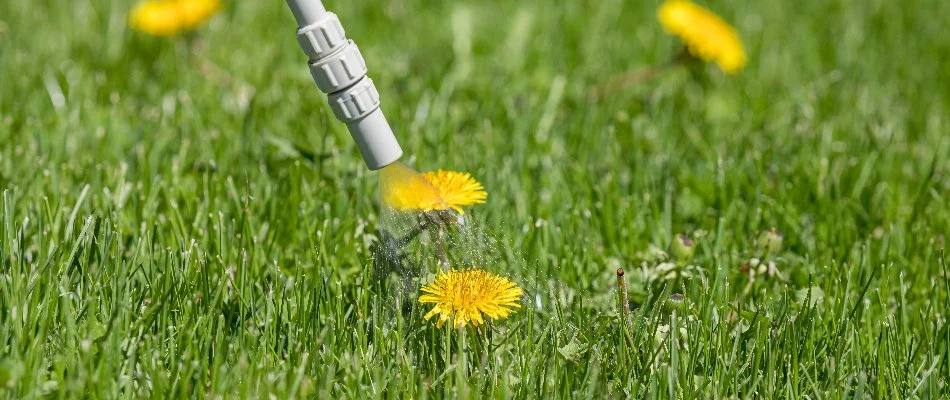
<box><xmin>0</xmin><ymin>0</ymin><xmax>948</xmax><ymax>398</ymax></box>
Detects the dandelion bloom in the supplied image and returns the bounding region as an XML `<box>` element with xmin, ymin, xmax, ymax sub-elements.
<box><xmin>657</xmin><ymin>0</ymin><xmax>747</xmax><ymax>74</ymax></box>
<box><xmin>380</xmin><ymin>163</ymin><xmax>446</xmax><ymax>212</ymax></box>
<box><xmin>419</xmin><ymin>170</ymin><xmax>487</xmax><ymax>214</ymax></box>
<box><xmin>130</xmin><ymin>0</ymin><xmax>221</xmax><ymax>36</ymax></box>
<box><xmin>381</xmin><ymin>165</ymin><xmax>487</xmax><ymax>214</ymax></box>
<box><xmin>419</xmin><ymin>269</ymin><xmax>523</xmax><ymax>328</ymax></box>
<box><xmin>176</xmin><ymin>0</ymin><xmax>221</xmax><ymax>29</ymax></box>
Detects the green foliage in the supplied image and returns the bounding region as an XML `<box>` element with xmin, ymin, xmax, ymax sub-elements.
<box><xmin>1</xmin><ymin>0</ymin><xmax>948</xmax><ymax>398</ymax></box>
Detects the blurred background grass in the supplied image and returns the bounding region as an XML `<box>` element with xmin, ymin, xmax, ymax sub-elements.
<box><xmin>1</xmin><ymin>0</ymin><xmax>948</xmax><ymax>398</ymax></box>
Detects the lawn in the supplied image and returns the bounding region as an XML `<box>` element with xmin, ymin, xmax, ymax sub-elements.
<box><xmin>1</xmin><ymin>0</ymin><xmax>948</xmax><ymax>398</ymax></box>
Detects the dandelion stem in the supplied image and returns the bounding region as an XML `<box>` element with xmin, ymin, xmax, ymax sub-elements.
<box><xmin>396</xmin><ymin>220</ymin><xmax>430</xmax><ymax>248</ymax></box>
<box><xmin>591</xmin><ymin>46</ymin><xmax>693</xmax><ymax>99</ymax></box>
<box><xmin>436</xmin><ymin>224</ymin><xmax>449</xmax><ymax>269</ymax></box>
<box><xmin>456</xmin><ymin>327</ymin><xmax>469</xmax><ymax>399</ymax></box>
<box><xmin>592</xmin><ymin>65</ymin><xmax>664</xmax><ymax>98</ymax></box>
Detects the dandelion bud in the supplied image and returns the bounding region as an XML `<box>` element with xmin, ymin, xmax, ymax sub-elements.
<box><xmin>671</xmin><ymin>234</ymin><xmax>695</xmax><ymax>261</ymax></box>
<box><xmin>664</xmin><ymin>293</ymin><xmax>687</xmax><ymax>314</ymax></box>
<box><xmin>757</xmin><ymin>228</ymin><xmax>784</xmax><ymax>255</ymax></box>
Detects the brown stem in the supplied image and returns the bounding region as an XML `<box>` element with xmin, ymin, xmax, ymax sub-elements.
<box><xmin>616</xmin><ymin>268</ymin><xmax>630</xmax><ymax>317</ymax></box>
<box><xmin>591</xmin><ymin>45</ymin><xmax>694</xmax><ymax>99</ymax></box>
<box><xmin>616</xmin><ymin>268</ymin><xmax>634</xmax><ymax>348</ymax></box>
<box><xmin>592</xmin><ymin>66</ymin><xmax>664</xmax><ymax>99</ymax></box>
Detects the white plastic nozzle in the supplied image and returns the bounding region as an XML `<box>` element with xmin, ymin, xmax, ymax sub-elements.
<box><xmin>285</xmin><ymin>0</ymin><xmax>326</xmax><ymax>27</ymax></box>
<box><xmin>347</xmin><ymin>109</ymin><xmax>403</xmax><ymax>169</ymax></box>
<box><xmin>285</xmin><ymin>0</ymin><xmax>403</xmax><ymax>170</ymax></box>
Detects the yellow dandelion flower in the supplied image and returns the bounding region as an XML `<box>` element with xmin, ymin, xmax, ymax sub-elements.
<box><xmin>380</xmin><ymin>163</ymin><xmax>487</xmax><ymax>215</ymax></box>
<box><xmin>176</xmin><ymin>0</ymin><xmax>221</xmax><ymax>30</ymax></box>
<box><xmin>419</xmin><ymin>170</ymin><xmax>487</xmax><ymax>214</ymax></box>
<box><xmin>657</xmin><ymin>0</ymin><xmax>747</xmax><ymax>74</ymax></box>
<box><xmin>129</xmin><ymin>0</ymin><xmax>181</xmax><ymax>36</ymax></box>
<box><xmin>129</xmin><ymin>0</ymin><xmax>220</xmax><ymax>37</ymax></box>
<box><xmin>380</xmin><ymin>162</ymin><xmax>447</xmax><ymax>212</ymax></box>
<box><xmin>419</xmin><ymin>269</ymin><xmax>523</xmax><ymax>329</ymax></box>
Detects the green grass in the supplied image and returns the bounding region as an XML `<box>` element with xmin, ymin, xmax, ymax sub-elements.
<box><xmin>2</xmin><ymin>0</ymin><xmax>949</xmax><ymax>398</ymax></box>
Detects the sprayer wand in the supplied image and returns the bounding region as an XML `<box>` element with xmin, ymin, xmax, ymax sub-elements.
<box><xmin>284</xmin><ymin>0</ymin><xmax>403</xmax><ymax>170</ymax></box>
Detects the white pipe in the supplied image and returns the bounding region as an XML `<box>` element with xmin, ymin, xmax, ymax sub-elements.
<box><xmin>285</xmin><ymin>0</ymin><xmax>326</xmax><ymax>28</ymax></box>
<box><xmin>284</xmin><ymin>0</ymin><xmax>403</xmax><ymax>170</ymax></box>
